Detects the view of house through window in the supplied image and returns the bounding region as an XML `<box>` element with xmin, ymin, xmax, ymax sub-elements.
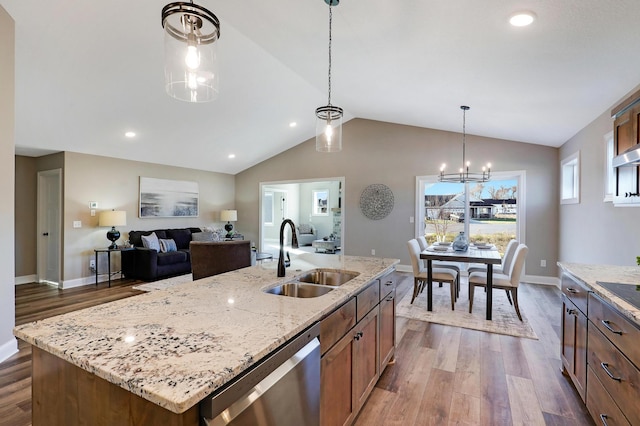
<box><xmin>418</xmin><ymin>175</ymin><xmax>519</xmax><ymax>255</ymax></box>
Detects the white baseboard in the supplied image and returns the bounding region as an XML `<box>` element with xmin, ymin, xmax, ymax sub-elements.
<box><xmin>15</xmin><ymin>274</ymin><xmax>37</xmax><ymax>285</ymax></box>
<box><xmin>0</xmin><ymin>338</ymin><xmax>18</xmax><ymax>364</ymax></box>
<box><xmin>61</xmin><ymin>275</ymin><xmax>107</xmax><ymax>289</ymax></box>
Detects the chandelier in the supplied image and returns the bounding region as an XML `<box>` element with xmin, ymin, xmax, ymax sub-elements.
<box><xmin>161</xmin><ymin>1</ymin><xmax>221</xmax><ymax>103</ymax></box>
<box><xmin>439</xmin><ymin>106</ymin><xmax>492</xmax><ymax>183</ymax></box>
<box><xmin>315</xmin><ymin>0</ymin><xmax>343</xmax><ymax>153</ymax></box>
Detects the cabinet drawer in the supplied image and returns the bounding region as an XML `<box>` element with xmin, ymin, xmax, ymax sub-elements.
<box><xmin>320</xmin><ymin>298</ymin><xmax>356</xmax><ymax>355</ymax></box>
<box><xmin>587</xmin><ymin>367</ymin><xmax>631</xmax><ymax>426</ymax></box>
<box><xmin>589</xmin><ymin>293</ymin><xmax>640</xmax><ymax>369</ymax></box>
<box><xmin>587</xmin><ymin>324</ymin><xmax>640</xmax><ymax>425</ymax></box>
<box><xmin>561</xmin><ymin>273</ymin><xmax>589</xmax><ymax>314</ymax></box>
<box><xmin>356</xmin><ymin>280</ymin><xmax>380</xmax><ymax>322</ymax></box>
<box><xmin>379</xmin><ymin>272</ymin><xmax>395</xmax><ymax>300</ymax></box>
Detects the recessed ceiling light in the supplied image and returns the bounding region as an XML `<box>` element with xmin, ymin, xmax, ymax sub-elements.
<box><xmin>289</xmin><ymin>122</ymin><xmax>297</xmax><ymax>128</ymax></box>
<box><xmin>124</xmin><ymin>131</ymin><xmax>136</xmax><ymax>138</ymax></box>
<box><xmin>228</xmin><ymin>154</ymin><xmax>236</xmax><ymax>159</ymax></box>
<box><xmin>509</xmin><ymin>11</ymin><xmax>536</xmax><ymax>27</ymax></box>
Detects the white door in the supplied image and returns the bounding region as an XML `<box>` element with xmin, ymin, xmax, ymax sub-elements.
<box><xmin>37</xmin><ymin>169</ymin><xmax>62</xmax><ymax>285</ymax></box>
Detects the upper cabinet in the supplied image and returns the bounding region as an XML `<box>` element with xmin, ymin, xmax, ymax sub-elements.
<box><xmin>612</xmin><ymin>90</ymin><xmax>640</xmax><ymax>205</ymax></box>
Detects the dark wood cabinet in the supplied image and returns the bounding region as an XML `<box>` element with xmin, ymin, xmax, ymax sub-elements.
<box><xmin>612</xmin><ymin>93</ymin><xmax>640</xmax><ymax>201</ymax></box>
<box><xmin>560</xmin><ymin>273</ymin><xmax>588</xmax><ymax>401</ymax></box>
<box><xmin>561</xmin><ymin>294</ymin><xmax>587</xmax><ymax>400</ymax></box>
<box><xmin>587</xmin><ymin>293</ymin><xmax>640</xmax><ymax>426</ymax></box>
<box><xmin>320</xmin><ymin>271</ymin><xmax>396</xmax><ymax>426</ymax></box>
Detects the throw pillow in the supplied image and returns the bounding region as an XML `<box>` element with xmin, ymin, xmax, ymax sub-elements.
<box><xmin>141</xmin><ymin>232</ymin><xmax>160</xmax><ymax>252</ymax></box>
<box><xmin>192</xmin><ymin>231</ymin><xmax>215</xmax><ymax>242</ymax></box>
<box><xmin>298</xmin><ymin>224</ymin><xmax>312</xmax><ymax>234</ymax></box>
<box><xmin>159</xmin><ymin>238</ymin><xmax>177</xmax><ymax>253</ymax></box>
<box><xmin>211</xmin><ymin>228</ymin><xmax>225</xmax><ymax>241</ymax></box>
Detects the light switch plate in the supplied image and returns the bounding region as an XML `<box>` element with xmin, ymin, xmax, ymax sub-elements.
<box><xmin>73</xmin><ymin>220</ymin><xmax>82</xmax><ymax>228</ymax></box>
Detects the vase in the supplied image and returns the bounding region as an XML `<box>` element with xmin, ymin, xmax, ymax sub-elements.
<box><xmin>452</xmin><ymin>231</ymin><xmax>468</xmax><ymax>252</ymax></box>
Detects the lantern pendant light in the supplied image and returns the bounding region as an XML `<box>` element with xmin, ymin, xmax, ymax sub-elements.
<box><xmin>161</xmin><ymin>1</ymin><xmax>221</xmax><ymax>103</ymax></box>
<box><xmin>315</xmin><ymin>0</ymin><xmax>343</xmax><ymax>152</ymax></box>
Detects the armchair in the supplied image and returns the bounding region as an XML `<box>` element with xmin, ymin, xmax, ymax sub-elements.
<box><xmin>296</xmin><ymin>224</ymin><xmax>317</xmax><ymax>246</ymax></box>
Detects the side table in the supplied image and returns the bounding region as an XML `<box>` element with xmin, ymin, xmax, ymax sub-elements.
<box><xmin>94</xmin><ymin>247</ymin><xmax>134</xmax><ymax>287</ymax></box>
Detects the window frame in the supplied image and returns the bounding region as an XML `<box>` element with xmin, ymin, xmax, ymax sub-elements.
<box><xmin>561</xmin><ymin>151</ymin><xmax>580</xmax><ymax>205</ymax></box>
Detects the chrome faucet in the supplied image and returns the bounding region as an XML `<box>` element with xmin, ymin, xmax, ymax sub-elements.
<box><xmin>277</xmin><ymin>219</ymin><xmax>299</xmax><ymax>277</ymax></box>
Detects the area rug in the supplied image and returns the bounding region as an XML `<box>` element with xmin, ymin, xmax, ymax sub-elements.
<box><xmin>396</xmin><ymin>280</ymin><xmax>538</xmax><ymax>340</ymax></box>
<box><xmin>132</xmin><ymin>273</ymin><xmax>193</xmax><ymax>292</ymax></box>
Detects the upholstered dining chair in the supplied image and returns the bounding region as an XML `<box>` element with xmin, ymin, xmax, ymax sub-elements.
<box><xmin>417</xmin><ymin>235</ymin><xmax>461</xmax><ymax>297</ymax></box>
<box><xmin>468</xmin><ymin>238</ymin><xmax>518</xmax><ymax>304</ymax></box>
<box><xmin>468</xmin><ymin>238</ymin><xmax>518</xmax><ymax>276</ymax></box>
<box><xmin>407</xmin><ymin>239</ymin><xmax>458</xmax><ymax>310</ymax></box>
<box><xmin>468</xmin><ymin>243</ymin><xmax>529</xmax><ymax>320</ymax></box>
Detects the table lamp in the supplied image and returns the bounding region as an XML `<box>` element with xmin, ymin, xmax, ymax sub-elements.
<box><xmin>99</xmin><ymin>210</ymin><xmax>127</xmax><ymax>249</ymax></box>
<box><xmin>220</xmin><ymin>209</ymin><xmax>237</xmax><ymax>238</ymax></box>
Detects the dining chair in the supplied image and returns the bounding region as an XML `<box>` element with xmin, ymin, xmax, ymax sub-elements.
<box><xmin>417</xmin><ymin>235</ymin><xmax>461</xmax><ymax>297</ymax></box>
<box><xmin>407</xmin><ymin>239</ymin><xmax>458</xmax><ymax>309</ymax></box>
<box><xmin>468</xmin><ymin>238</ymin><xmax>518</xmax><ymax>304</ymax></box>
<box><xmin>468</xmin><ymin>239</ymin><xmax>518</xmax><ymax>275</ymax></box>
<box><xmin>468</xmin><ymin>243</ymin><xmax>529</xmax><ymax>320</ymax></box>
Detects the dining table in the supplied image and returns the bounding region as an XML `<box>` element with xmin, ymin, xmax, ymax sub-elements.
<box><xmin>420</xmin><ymin>243</ymin><xmax>502</xmax><ymax>320</ymax></box>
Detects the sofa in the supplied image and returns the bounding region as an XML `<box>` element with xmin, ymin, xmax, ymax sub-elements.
<box><xmin>190</xmin><ymin>240</ymin><xmax>252</xmax><ymax>280</ymax></box>
<box><xmin>296</xmin><ymin>224</ymin><xmax>317</xmax><ymax>246</ymax></box>
<box><xmin>122</xmin><ymin>227</ymin><xmax>202</xmax><ymax>281</ymax></box>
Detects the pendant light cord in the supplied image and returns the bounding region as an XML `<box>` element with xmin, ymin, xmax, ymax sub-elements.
<box><xmin>327</xmin><ymin>5</ymin><xmax>333</xmax><ymax>106</ymax></box>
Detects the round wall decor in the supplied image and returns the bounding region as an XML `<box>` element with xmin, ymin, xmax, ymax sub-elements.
<box><xmin>360</xmin><ymin>184</ymin><xmax>394</xmax><ymax>220</ymax></box>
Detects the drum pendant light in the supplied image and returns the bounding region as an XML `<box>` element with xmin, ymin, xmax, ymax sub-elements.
<box><xmin>315</xmin><ymin>0</ymin><xmax>343</xmax><ymax>152</ymax></box>
<box><xmin>161</xmin><ymin>1</ymin><xmax>221</xmax><ymax>103</ymax></box>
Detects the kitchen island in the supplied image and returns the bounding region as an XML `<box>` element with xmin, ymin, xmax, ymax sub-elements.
<box><xmin>14</xmin><ymin>253</ymin><xmax>398</xmax><ymax>425</ymax></box>
<box><xmin>558</xmin><ymin>262</ymin><xmax>640</xmax><ymax>425</ymax></box>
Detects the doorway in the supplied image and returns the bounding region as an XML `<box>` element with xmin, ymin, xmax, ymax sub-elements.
<box><xmin>37</xmin><ymin>169</ymin><xmax>62</xmax><ymax>286</ymax></box>
<box><xmin>259</xmin><ymin>178</ymin><xmax>345</xmax><ymax>257</ymax></box>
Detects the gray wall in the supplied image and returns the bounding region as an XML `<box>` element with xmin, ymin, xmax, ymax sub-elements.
<box><xmin>15</xmin><ymin>156</ymin><xmax>37</xmax><ymax>277</ymax></box>
<box><xmin>236</xmin><ymin>118</ymin><xmax>559</xmax><ymax>278</ymax></box>
<box><xmin>60</xmin><ymin>151</ymin><xmax>236</xmax><ymax>285</ymax></box>
<box><xmin>0</xmin><ymin>5</ymin><xmax>16</xmax><ymax>361</ymax></box>
<box><xmin>559</xmin><ymin>83</ymin><xmax>640</xmax><ymax>266</ymax></box>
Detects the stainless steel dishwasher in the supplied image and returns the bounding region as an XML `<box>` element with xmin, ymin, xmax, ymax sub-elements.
<box><xmin>200</xmin><ymin>322</ymin><xmax>321</xmax><ymax>426</ymax></box>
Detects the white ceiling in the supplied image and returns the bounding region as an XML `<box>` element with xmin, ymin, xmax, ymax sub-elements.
<box><xmin>3</xmin><ymin>0</ymin><xmax>640</xmax><ymax>174</ymax></box>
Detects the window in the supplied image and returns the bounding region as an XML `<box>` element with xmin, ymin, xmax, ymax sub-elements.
<box><xmin>561</xmin><ymin>151</ymin><xmax>580</xmax><ymax>204</ymax></box>
<box><xmin>604</xmin><ymin>131</ymin><xmax>615</xmax><ymax>202</ymax></box>
<box><xmin>312</xmin><ymin>190</ymin><xmax>329</xmax><ymax>216</ymax></box>
<box><xmin>263</xmin><ymin>192</ymin><xmax>274</xmax><ymax>225</ymax></box>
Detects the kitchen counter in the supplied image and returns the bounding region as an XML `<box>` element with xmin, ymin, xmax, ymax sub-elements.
<box><xmin>14</xmin><ymin>253</ymin><xmax>398</xmax><ymax>415</ymax></box>
<box><xmin>558</xmin><ymin>262</ymin><xmax>640</xmax><ymax>327</ymax></box>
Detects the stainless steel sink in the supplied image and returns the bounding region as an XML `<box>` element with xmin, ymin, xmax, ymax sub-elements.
<box><xmin>264</xmin><ymin>283</ymin><xmax>335</xmax><ymax>298</ymax></box>
<box><xmin>296</xmin><ymin>269</ymin><xmax>359</xmax><ymax>286</ymax></box>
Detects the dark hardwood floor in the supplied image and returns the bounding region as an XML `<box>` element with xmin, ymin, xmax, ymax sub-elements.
<box><xmin>1</xmin><ymin>274</ymin><xmax>593</xmax><ymax>426</ymax></box>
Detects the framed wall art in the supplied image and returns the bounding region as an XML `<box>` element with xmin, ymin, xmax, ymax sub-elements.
<box><xmin>139</xmin><ymin>177</ymin><xmax>199</xmax><ymax>218</ymax></box>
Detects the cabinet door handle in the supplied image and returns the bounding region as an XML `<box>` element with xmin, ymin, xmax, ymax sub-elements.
<box><xmin>354</xmin><ymin>331</ymin><xmax>363</xmax><ymax>341</ymax></box>
<box><xmin>599</xmin><ymin>414</ymin><xmax>609</xmax><ymax>426</ymax></box>
<box><xmin>566</xmin><ymin>308</ymin><xmax>576</xmax><ymax>316</ymax></box>
<box><xmin>384</xmin><ymin>281</ymin><xmax>393</xmax><ymax>286</ymax></box>
<box><xmin>385</xmin><ymin>296</ymin><xmax>394</xmax><ymax>302</ymax></box>
<box><xmin>601</xmin><ymin>320</ymin><xmax>623</xmax><ymax>335</ymax></box>
<box><xmin>566</xmin><ymin>287</ymin><xmax>578</xmax><ymax>294</ymax></box>
<box><xmin>600</xmin><ymin>362</ymin><xmax>622</xmax><ymax>381</ymax></box>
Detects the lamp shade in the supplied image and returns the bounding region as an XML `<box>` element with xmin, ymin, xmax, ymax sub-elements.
<box><xmin>99</xmin><ymin>210</ymin><xmax>127</xmax><ymax>227</ymax></box>
<box><xmin>220</xmin><ymin>209</ymin><xmax>237</xmax><ymax>222</ymax></box>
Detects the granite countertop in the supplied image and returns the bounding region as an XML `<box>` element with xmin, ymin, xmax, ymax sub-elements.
<box><xmin>14</xmin><ymin>253</ymin><xmax>398</xmax><ymax>414</ymax></box>
<box><xmin>558</xmin><ymin>262</ymin><xmax>640</xmax><ymax>327</ymax></box>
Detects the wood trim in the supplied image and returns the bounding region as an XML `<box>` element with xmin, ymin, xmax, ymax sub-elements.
<box><xmin>611</xmin><ymin>87</ymin><xmax>640</xmax><ymax>118</ymax></box>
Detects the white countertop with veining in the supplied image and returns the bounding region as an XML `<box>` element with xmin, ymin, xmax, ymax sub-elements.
<box><xmin>14</xmin><ymin>253</ymin><xmax>399</xmax><ymax>414</ymax></box>
<box><xmin>558</xmin><ymin>262</ymin><xmax>640</xmax><ymax>327</ymax></box>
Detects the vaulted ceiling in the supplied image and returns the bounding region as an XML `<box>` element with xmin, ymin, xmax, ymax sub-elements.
<box><xmin>3</xmin><ymin>0</ymin><xmax>640</xmax><ymax>174</ymax></box>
